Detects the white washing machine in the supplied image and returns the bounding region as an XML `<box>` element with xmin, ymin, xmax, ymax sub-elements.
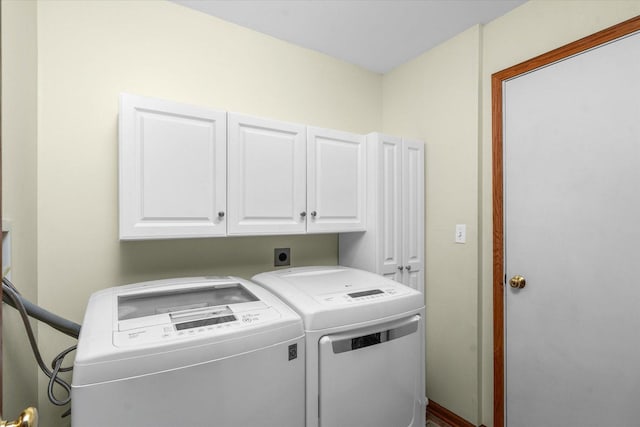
<box><xmin>252</xmin><ymin>266</ymin><xmax>426</xmax><ymax>427</ymax></box>
<box><xmin>71</xmin><ymin>276</ymin><xmax>305</xmax><ymax>427</ymax></box>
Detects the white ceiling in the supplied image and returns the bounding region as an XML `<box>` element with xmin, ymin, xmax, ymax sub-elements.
<box><xmin>172</xmin><ymin>0</ymin><xmax>526</xmax><ymax>74</ymax></box>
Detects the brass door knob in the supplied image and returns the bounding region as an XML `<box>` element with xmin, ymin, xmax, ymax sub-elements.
<box><xmin>509</xmin><ymin>275</ymin><xmax>526</xmax><ymax>289</ymax></box>
<box><xmin>1</xmin><ymin>407</ymin><xmax>38</xmax><ymax>427</ymax></box>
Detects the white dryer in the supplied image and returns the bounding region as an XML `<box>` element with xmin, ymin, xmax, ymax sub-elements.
<box><xmin>252</xmin><ymin>266</ymin><xmax>426</xmax><ymax>427</ymax></box>
<box><xmin>72</xmin><ymin>276</ymin><xmax>305</xmax><ymax>427</ymax></box>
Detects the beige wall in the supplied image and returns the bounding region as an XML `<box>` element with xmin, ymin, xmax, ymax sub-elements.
<box><xmin>1</xmin><ymin>0</ymin><xmax>39</xmax><ymax>419</ymax></box>
<box><xmin>382</xmin><ymin>25</ymin><xmax>482</xmax><ymax>424</ymax></box>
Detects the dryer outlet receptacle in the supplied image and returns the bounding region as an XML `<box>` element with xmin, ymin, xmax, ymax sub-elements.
<box><xmin>274</xmin><ymin>248</ymin><xmax>291</xmax><ymax>266</ymax></box>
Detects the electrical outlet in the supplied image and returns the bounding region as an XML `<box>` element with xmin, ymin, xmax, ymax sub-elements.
<box><xmin>274</xmin><ymin>248</ymin><xmax>291</xmax><ymax>266</ymax></box>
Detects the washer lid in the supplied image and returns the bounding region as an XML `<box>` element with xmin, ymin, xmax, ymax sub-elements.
<box><xmin>117</xmin><ymin>281</ymin><xmax>259</xmax><ymax>321</ymax></box>
<box><xmin>252</xmin><ymin>266</ymin><xmax>424</xmax><ymax>330</ymax></box>
<box><xmin>73</xmin><ymin>276</ymin><xmax>303</xmax><ymax>385</ymax></box>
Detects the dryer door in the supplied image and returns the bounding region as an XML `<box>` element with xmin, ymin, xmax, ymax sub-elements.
<box><xmin>318</xmin><ymin>315</ymin><xmax>421</xmax><ymax>427</ymax></box>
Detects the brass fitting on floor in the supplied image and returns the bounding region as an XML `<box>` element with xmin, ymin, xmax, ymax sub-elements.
<box><xmin>0</xmin><ymin>407</ymin><xmax>38</xmax><ymax>427</ymax></box>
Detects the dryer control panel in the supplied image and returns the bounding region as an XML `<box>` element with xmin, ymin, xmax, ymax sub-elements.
<box><xmin>317</xmin><ymin>286</ymin><xmax>408</xmax><ymax>306</ymax></box>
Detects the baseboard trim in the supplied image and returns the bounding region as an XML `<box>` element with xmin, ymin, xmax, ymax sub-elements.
<box><xmin>426</xmin><ymin>399</ymin><xmax>485</xmax><ymax>427</ymax></box>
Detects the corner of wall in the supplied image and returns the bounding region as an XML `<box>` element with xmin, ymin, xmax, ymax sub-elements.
<box><xmin>1</xmin><ymin>0</ymin><xmax>40</xmax><ymax>419</ymax></box>
<box><xmin>381</xmin><ymin>23</ymin><xmax>483</xmax><ymax>425</ymax></box>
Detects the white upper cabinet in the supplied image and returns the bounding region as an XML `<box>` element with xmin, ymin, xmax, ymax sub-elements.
<box><xmin>339</xmin><ymin>133</ymin><xmax>424</xmax><ymax>292</ymax></box>
<box><xmin>119</xmin><ymin>93</ymin><xmax>227</xmax><ymax>240</ymax></box>
<box><xmin>119</xmin><ymin>94</ymin><xmax>370</xmax><ymax>239</ymax></box>
<box><xmin>227</xmin><ymin>113</ymin><xmax>307</xmax><ymax>235</ymax></box>
<box><xmin>307</xmin><ymin>127</ymin><xmax>366</xmax><ymax>233</ymax></box>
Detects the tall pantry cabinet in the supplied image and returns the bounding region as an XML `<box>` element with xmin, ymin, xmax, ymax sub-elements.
<box><xmin>339</xmin><ymin>133</ymin><xmax>425</xmax><ymax>292</ymax></box>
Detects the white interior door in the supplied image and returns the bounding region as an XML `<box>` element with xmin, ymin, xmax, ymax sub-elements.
<box><xmin>504</xmin><ymin>31</ymin><xmax>640</xmax><ymax>426</ymax></box>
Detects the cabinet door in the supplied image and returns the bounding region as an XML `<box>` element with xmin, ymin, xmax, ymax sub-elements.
<box><xmin>377</xmin><ymin>134</ymin><xmax>403</xmax><ymax>281</ymax></box>
<box><xmin>119</xmin><ymin>94</ymin><xmax>227</xmax><ymax>240</ymax></box>
<box><xmin>227</xmin><ymin>113</ymin><xmax>306</xmax><ymax>235</ymax></box>
<box><xmin>307</xmin><ymin>127</ymin><xmax>366</xmax><ymax>233</ymax></box>
<box><xmin>401</xmin><ymin>139</ymin><xmax>425</xmax><ymax>292</ymax></box>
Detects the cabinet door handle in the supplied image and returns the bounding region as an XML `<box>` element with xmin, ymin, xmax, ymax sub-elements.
<box><xmin>397</xmin><ymin>266</ymin><xmax>404</xmax><ymax>271</ymax></box>
<box><xmin>405</xmin><ymin>265</ymin><xmax>412</xmax><ymax>271</ymax></box>
<box><xmin>300</xmin><ymin>211</ymin><xmax>307</xmax><ymax>217</ymax></box>
<box><xmin>218</xmin><ymin>211</ymin><xmax>225</xmax><ymax>218</ymax></box>
<box><xmin>310</xmin><ymin>211</ymin><xmax>317</xmax><ymax>217</ymax></box>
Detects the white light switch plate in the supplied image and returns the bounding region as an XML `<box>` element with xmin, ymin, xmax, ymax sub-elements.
<box><xmin>455</xmin><ymin>224</ymin><xmax>466</xmax><ymax>244</ymax></box>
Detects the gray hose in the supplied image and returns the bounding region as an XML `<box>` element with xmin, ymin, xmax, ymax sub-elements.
<box><xmin>2</xmin><ymin>278</ymin><xmax>81</xmax><ymax>338</ymax></box>
<box><xmin>2</xmin><ymin>279</ymin><xmax>75</xmax><ymax>409</ymax></box>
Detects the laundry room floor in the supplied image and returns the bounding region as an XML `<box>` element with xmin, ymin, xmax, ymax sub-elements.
<box><xmin>426</xmin><ymin>412</ymin><xmax>454</xmax><ymax>427</ymax></box>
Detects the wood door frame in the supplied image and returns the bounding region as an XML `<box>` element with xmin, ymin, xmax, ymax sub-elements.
<box><xmin>492</xmin><ymin>15</ymin><xmax>640</xmax><ymax>427</ymax></box>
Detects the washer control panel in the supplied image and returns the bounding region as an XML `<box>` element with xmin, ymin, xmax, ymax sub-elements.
<box><xmin>114</xmin><ymin>306</ymin><xmax>279</xmax><ymax>347</ymax></box>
